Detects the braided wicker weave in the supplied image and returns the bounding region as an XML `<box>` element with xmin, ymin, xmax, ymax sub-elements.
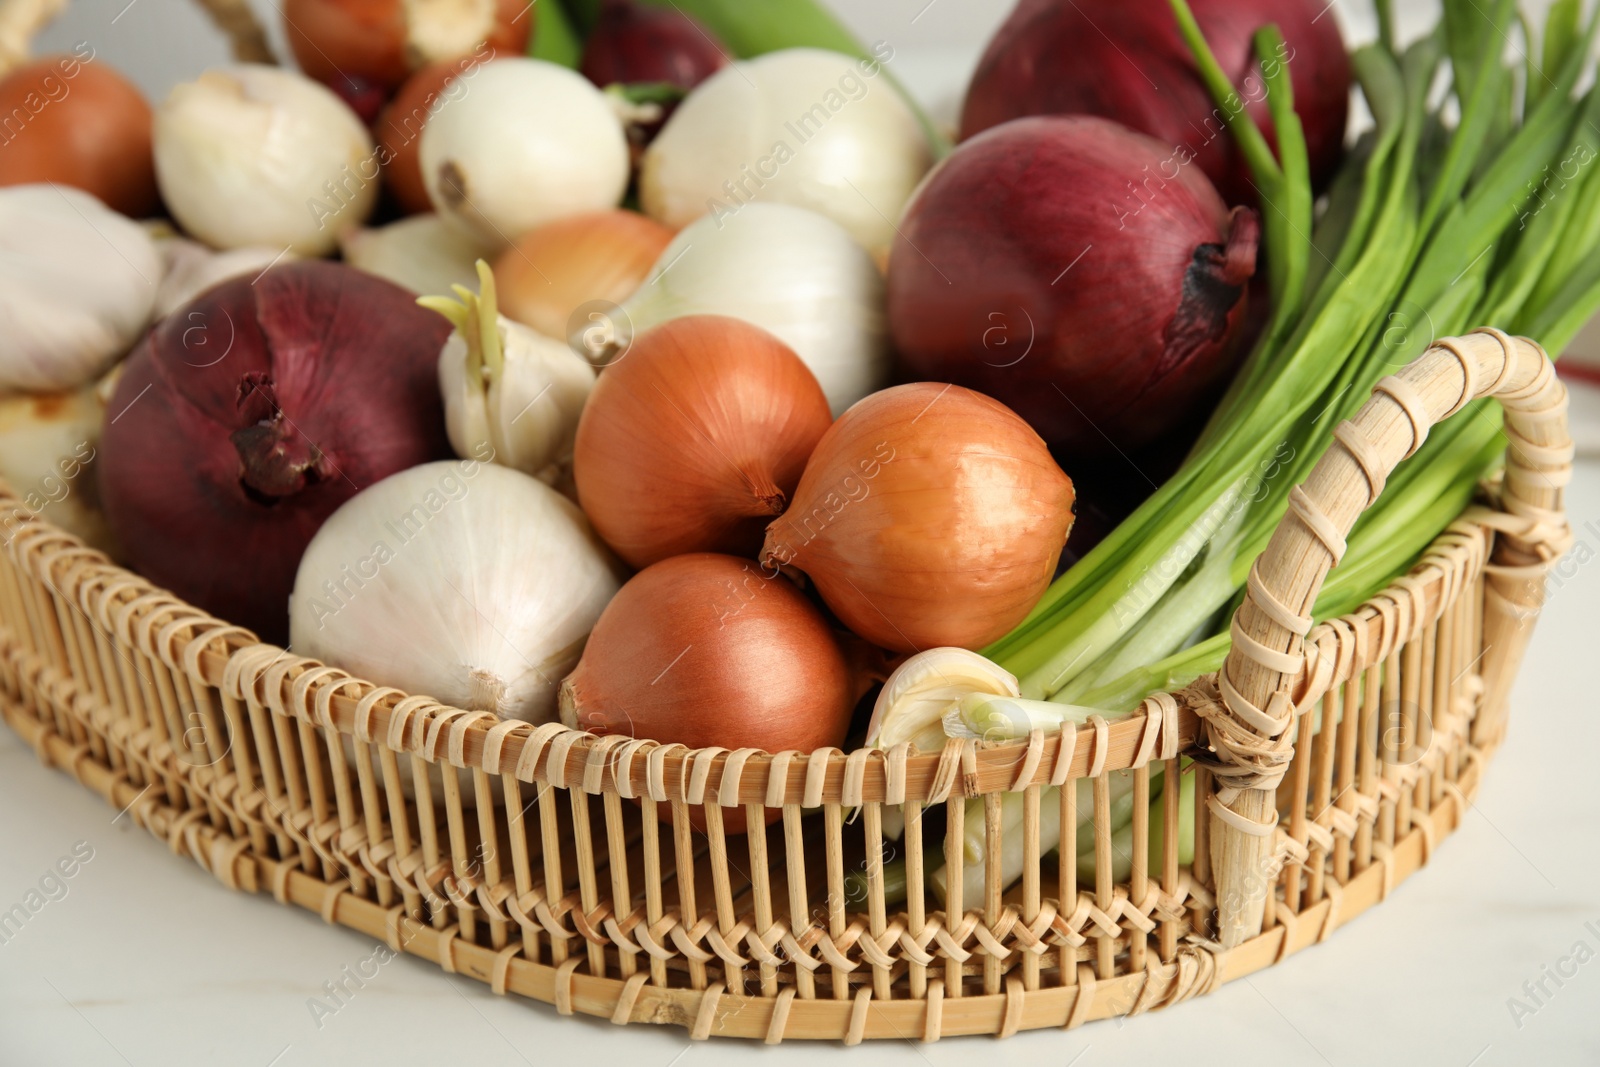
<box><xmin>0</xmin><ymin>0</ymin><xmax>1577</xmax><ymax>1044</ymax></box>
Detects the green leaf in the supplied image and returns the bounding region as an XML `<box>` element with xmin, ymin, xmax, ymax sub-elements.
<box><xmin>529</xmin><ymin>0</ymin><xmax>584</xmax><ymax>67</ymax></box>
<box><xmin>558</xmin><ymin>0</ymin><xmax>602</xmax><ymax>38</ymax></box>
<box><xmin>1541</xmin><ymin>0</ymin><xmax>1582</xmax><ymax>98</ymax></box>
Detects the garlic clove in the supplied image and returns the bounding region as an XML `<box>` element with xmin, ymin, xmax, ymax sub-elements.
<box><xmin>486</xmin><ymin>325</ymin><xmax>596</xmax><ymax>479</ymax></box>
<box><xmin>425</xmin><ymin>261</ymin><xmax>597</xmax><ymax>482</ymax></box>
<box><xmin>154</xmin><ymin>66</ymin><xmax>378</xmax><ymax>256</ymax></box>
<box><xmin>438</xmin><ymin>332</ymin><xmax>496</xmax><ymax>459</ymax></box>
<box><xmin>866</xmin><ymin>647</ymin><xmax>1020</xmax><ymax>753</ymax></box>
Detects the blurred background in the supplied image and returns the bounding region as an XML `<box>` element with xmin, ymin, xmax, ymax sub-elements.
<box><xmin>31</xmin><ymin>1</ymin><xmax>1542</xmax><ymax>123</ymax></box>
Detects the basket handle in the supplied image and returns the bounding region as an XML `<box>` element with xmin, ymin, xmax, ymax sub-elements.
<box><xmin>1206</xmin><ymin>328</ymin><xmax>1572</xmax><ymax>948</ymax></box>
<box><xmin>0</xmin><ymin>0</ymin><xmax>274</xmax><ymax>78</ymax></box>
<box><xmin>190</xmin><ymin>0</ymin><xmax>277</xmax><ymax>65</ymax></box>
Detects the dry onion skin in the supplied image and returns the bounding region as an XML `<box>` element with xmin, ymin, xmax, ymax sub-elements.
<box><xmin>559</xmin><ymin>552</ymin><xmax>855</xmax><ymax>828</ymax></box>
<box><xmin>573</xmin><ymin>315</ymin><xmax>833</xmax><ymax>568</ymax></box>
<box><xmin>0</xmin><ymin>52</ymin><xmax>158</xmax><ymax>218</ymax></box>
<box><xmin>762</xmin><ymin>382</ymin><xmax>1076</xmax><ymax>652</ymax></box>
<box><xmin>492</xmin><ymin>209</ymin><xmax>674</xmax><ymax>343</ymax></box>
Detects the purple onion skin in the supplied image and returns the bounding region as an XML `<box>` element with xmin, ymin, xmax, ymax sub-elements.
<box><xmin>959</xmin><ymin>0</ymin><xmax>1351</xmax><ymax>206</ymax></box>
<box><xmin>886</xmin><ymin>116</ymin><xmax>1259</xmax><ymax>458</ymax></box>
<box><xmin>329</xmin><ymin>73</ymin><xmax>389</xmax><ymax>128</ymax></box>
<box><xmin>98</xmin><ymin>261</ymin><xmax>452</xmax><ymax>644</ymax></box>
<box><xmin>579</xmin><ymin>0</ymin><xmax>728</xmax><ymax>91</ymax></box>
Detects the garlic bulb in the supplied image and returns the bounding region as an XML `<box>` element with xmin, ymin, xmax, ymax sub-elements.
<box><xmin>0</xmin><ymin>382</ymin><xmax>115</xmax><ymax>551</ymax></box>
<box><xmin>290</xmin><ymin>459</ymin><xmax>621</xmax><ymax>722</ymax></box>
<box><xmin>420</xmin><ymin>58</ymin><xmax>630</xmax><ymax>247</ymax></box>
<box><xmin>641</xmin><ymin>46</ymin><xmax>931</xmax><ymax>258</ymax></box>
<box><xmin>154</xmin><ymin>66</ymin><xmax>378</xmax><ymax>256</ymax></box>
<box><xmin>617</xmin><ymin>202</ymin><xmax>888</xmax><ymax>415</ymax></box>
<box><xmin>153</xmin><ymin>236</ymin><xmax>298</xmax><ymax>319</ymax></box>
<box><xmin>340</xmin><ymin>214</ymin><xmax>486</xmax><ymax>297</ymax></box>
<box><xmin>421</xmin><ymin>262</ymin><xmax>596</xmax><ymax>481</ymax></box>
<box><xmin>0</xmin><ymin>185</ymin><xmax>159</xmax><ymax>393</ymax></box>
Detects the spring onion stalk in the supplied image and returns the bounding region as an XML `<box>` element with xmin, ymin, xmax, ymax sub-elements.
<box><xmin>940</xmin><ymin>692</ymin><xmax>1103</xmax><ymax>743</ymax></box>
<box><xmin>930</xmin><ymin>769</ymin><xmax>1149</xmax><ymax>903</ymax></box>
<box><xmin>856</xmin><ymin>769</ymin><xmax>1197</xmax><ymax>908</ymax></box>
<box><xmin>530</xmin><ymin>0</ymin><xmax>584</xmax><ymax>67</ymax></box>
<box><xmin>985</xmin><ymin>0</ymin><xmax>1600</xmax><ymax>715</ymax></box>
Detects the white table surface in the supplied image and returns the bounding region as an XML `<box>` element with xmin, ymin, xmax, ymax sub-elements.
<box><xmin>8</xmin><ymin>1</ymin><xmax>1600</xmax><ymax>1063</ymax></box>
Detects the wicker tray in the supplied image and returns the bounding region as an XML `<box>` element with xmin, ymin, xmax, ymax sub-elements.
<box><xmin>0</xmin><ymin>1</ymin><xmax>1577</xmax><ymax>1044</ymax></box>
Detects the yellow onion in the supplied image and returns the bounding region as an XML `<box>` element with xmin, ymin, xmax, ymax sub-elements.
<box><xmin>559</xmin><ymin>552</ymin><xmax>856</xmax><ymax>831</ymax></box>
<box><xmin>492</xmin><ymin>209</ymin><xmax>673</xmax><ymax>346</ymax></box>
<box><xmin>761</xmin><ymin>383</ymin><xmax>1076</xmax><ymax>653</ymax></box>
<box><xmin>0</xmin><ymin>53</ymin><xmax>158</xmax><ymax>218</ymax></box>
<box><xmin>573</xmin><ymin>315</ymin><xmax>832</xmax><ymax>568</ymax></box>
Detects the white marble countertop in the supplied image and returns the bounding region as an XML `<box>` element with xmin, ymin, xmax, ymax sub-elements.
<box><xmin>6</xmin><ymin>1</ymin><xmax>1600</xmax><ymax>1063</ymax></box>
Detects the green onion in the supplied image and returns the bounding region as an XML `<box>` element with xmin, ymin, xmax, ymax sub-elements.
<box><xmin>851</xmin><ymin>766</ymin><xmax>1198</xmax><ymax>908</ymax></box>
<box><xmin>985</xmin><ymin>0</ymin><xmax>1600</xmax><ymax>713</ymax></box>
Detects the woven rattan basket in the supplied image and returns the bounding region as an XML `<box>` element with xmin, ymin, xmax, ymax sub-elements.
<box><xmin>0</xmin><ymin>0</ymin><xmax>1578</xmax><ymax>1044</ymax></box>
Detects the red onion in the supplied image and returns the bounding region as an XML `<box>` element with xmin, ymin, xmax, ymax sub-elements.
<box><xmin>580</xmin><ymin>0</ymin><xmax>728</xmax><ymax>91</ymax></box>
<box><xmin>959</xmin><ymin>0</ymin><xmax>1350</xmax><ymax>205</ymax></box>
<box><xmin>98</xmin><ymin>262</ymin><xmax>452</xmax><ymax>643</ymax></box>
<box><xmin>887</xmin><ymin>116</ymin><xmax>1259</xmax><ymax>457</ymax></box>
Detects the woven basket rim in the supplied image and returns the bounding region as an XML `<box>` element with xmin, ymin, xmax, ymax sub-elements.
<box><xmin>0</xmin><ymin>481</ymin><xmax>1513</xmax><ymax>805</ymax></box>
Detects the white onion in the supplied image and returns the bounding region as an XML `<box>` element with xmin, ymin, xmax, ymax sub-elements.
<box><xmin>420</xmin><ymin>58</ymin><xmax>630</xmax><ymax>247</ymax></box>
<box><xmin>0</xmin><ymin>185</ymin><xmax>159</xmax><ymax>394</ymax></box>
<box><xmin>154</xmin><ymin>66</ymin><xmax>377</xmax><ymax>256</ymax></box>
<box><xmin>617</xmin><ymin>202</ymin><xmax>888</xmax><ymax>416</ymax></box>
<box><xmin>290</xmin><ymin>459</ymin><xmax>619</xmax><ymax>723</ymax></box>
<box><xmin>641</xmin><ymin>47</ymin><xmax>931</xmax><ymax>258</ymax></box>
